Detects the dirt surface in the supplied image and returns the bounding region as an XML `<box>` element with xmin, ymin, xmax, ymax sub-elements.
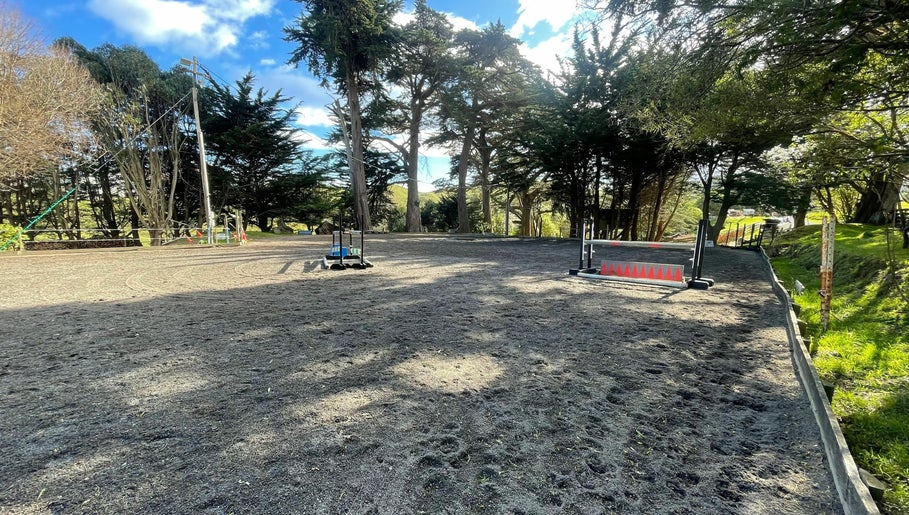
<box><xmin>0</xmin><ymin>234</ymin><xmax>841</xmax><ymax>514</ymax></box>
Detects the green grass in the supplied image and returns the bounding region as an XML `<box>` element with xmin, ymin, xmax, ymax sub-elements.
<box><xmin>388</xmin><ymin>184</ymin><xmax>409</xmax><ymax>207</ymax></box>
<box><xmin>722</xmin><ymin>216</ymin><xmax>768</xmax><ymax>228</ymax></box>
<box><xmin>770</xmin><ymin>224</ymin><xmax>909</xmax><ymax>514</ymax></box>
<box><xmin>243</xmin><ymin>229</ymin><xmax>286</xmax><ymax>240</ymax></box>
<box><xmin>716</xmin><ymin>216</ymin><xmax>770</xmax><ymax>245</ymax></box>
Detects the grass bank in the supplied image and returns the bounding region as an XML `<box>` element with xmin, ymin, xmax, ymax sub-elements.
<box><xmin>770</xmin><ymin>223</ymin><xmax>909</xmax><ymax>514</ymax></box>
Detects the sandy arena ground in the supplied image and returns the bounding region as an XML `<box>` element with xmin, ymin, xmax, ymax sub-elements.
<box><xmin>0</xmin><ymin>234</ymin><xmax>841</xmax><ymax>514</ymax></box>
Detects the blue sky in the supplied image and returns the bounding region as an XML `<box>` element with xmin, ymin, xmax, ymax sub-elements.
<box><xmin>16</xmin><ymin>0</ymin><xmax>588</xmax><ymax>190</ymax></box>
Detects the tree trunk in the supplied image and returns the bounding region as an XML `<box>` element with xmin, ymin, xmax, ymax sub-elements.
<box><xmin>50</xmin><ymin>167</ymin><xmax>71</xmax><ymax>240</ymax></box>
<box><xmin>711</xmin><ymin>179</ymin><xmax>739</xmax><ymax>242</ymax></box>
<box><xmin>99</xmin><ymin>170</ymin><xmax>119</xmax><ymax>237</ymax></box>
<box><xmin>257</xmin><ymin>213</ymin><xmax>270</xmax><ymax>233</ymax></box>
<box><xmin>480</xmin><ymin>165</ymin><xmax>491</xmax><ymax>230</ymax></box>
<box><xmin>793</xmin><ymin>188</ymin><xmax>811</xmax><ymax>228</ymax></box>
<box><xmin>504</xmin><ymin>188</ymin><xmax>511</xmax><ymax>236</ymax></box>
<box><xmin>346</xmin><ymin>71</ymin><xmax>371</xmax><ymax>231</ymax></box>
<box><xmin>130</xmin><ymin>209</ymin><xmax>141</xmax><ymax>242</ymax></box>
<box><xmin>0</xmin><ymin>189</ymin><xmax>9</xmax><ymax>223</ymax></box>
<box><xmin>456</xmin><ymin>112</ymin><xmax>477</xmax><ymax>234</ymax></box>
<box><xmin>517</xmin><ymin>190</ymin><xmax>534</xmax><ymax>237</ymax></box>
<box><xmin>627</xmin><ymin>165</ymin><xmax>644</xmax><ymax>241</ymax></box>
<box><xmin>608</xmin><ymin>173</ymin><xmax>627</xmax><ymax>240</ymax></box>
<box><xmin>647</xmin><ymin>173</ymin><xmax>667</xmax><ymax>241</ymax></box>
<box><xmin>851</xmin><ymin>171</ymin><xmax>900</xmax><ymax>225</ymax></box>
<box><xmin>165</xmin><ymin>120</ymin><xmax>182</xmax><ymax>242</ymax></box>
<box><xmin>568</xmin><ymin>165</ymin><xmax>586</xmax><ymax>238</ymax></box>
<box><xmin>404</xmin><ymin>99</ymin><xmax>423</xmax><ymax>233</ymax></box>
<box><xmin>71</xmin><ymin>168</ymin><xmax>82</xmax><ymax>240</ymax></box>
<box><xmin>477</xmin><ymin>129</ymin><xmax>493</xmax><ymax>229</ymax></box>
<box><xmin>696</xmin><ymin>155</ymin><xmax>721</xmax><ymax>225</ymax></box>
<box><xmin>700</xmin><ymin>171</ymin><xmax>713</xmax><ymax>224</ymax></box>
<box><xmin>592</xmin><ymin>154</ymin><xmax>602</xmax><ymax>237</ymax></box>
<box><xmin>655</xmin><ymin>178</ymin><xmax>685</xmax><ymax>241</ymax></box>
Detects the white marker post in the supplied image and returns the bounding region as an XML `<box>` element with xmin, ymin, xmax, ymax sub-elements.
<box><xmin>820</xmin><ymin>216</ymin><xmax>835</xmax><ymax>332</ymax></box>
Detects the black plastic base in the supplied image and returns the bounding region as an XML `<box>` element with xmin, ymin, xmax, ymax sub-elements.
<box><xmin>329</xmin><ymin>262</ymin><xmax>373</xmax><ymax>270</ymax></box>
<box><xmin>687</xmin><ymin>278</ymin><xmax>714</xmax><ymax>290</ymax></box>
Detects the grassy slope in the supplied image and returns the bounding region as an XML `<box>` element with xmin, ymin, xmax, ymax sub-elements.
<box><xmin>388</xmin><ymin>185</ymin><xmax>442</xmax><ymax>208</ymax></box>
<box><xmin>770</xmin><ymin>224</ymin><xmax>909</xmax><ymax>515</ymax></box>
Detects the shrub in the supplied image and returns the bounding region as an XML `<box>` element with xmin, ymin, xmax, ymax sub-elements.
<box><xmin>0</xmin><ymin>224</ymin><xmax>23</xmax><ymax>251</ymax></box>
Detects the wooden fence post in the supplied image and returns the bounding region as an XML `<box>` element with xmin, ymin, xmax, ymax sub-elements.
<box><xmin>820</xmin><ymin>216</ymin><xmax>835</xmax><ymax>332</ymax></box>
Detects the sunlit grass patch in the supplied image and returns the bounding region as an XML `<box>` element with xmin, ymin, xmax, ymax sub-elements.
<box><xmin>771</xmin><ymin>223</ymin><xmax>909</xmax><ymax>514</ymax></box>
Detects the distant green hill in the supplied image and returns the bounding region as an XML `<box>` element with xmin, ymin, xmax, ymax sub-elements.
<box><xmin>388</xmin><ymin>184</ymin><xmax>408</xmax><ymax>209</ymax></box>
<box><xmin>387</xmin><ymin>184</ymin><xmax>442</xmax><ymax>211</ymax></box>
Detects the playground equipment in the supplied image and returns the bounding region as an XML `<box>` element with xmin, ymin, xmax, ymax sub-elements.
<box><xmin>569</xmin><ymin>219</ymin><xmax>714</xmax><ymax>289</ymax></box>
<box><xmin>321</xmin><ymin>214</ymin><xmax>373</xmax><ymax>270</ymax></box>
<box><xmin>0</xmin><ymin>187</ymin><xmax>76</xmax><ymax>252</ymax></box>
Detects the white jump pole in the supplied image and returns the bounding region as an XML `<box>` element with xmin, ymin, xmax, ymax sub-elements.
<box><xmin>570</xmin><ymin>219</ymin><xmax>713</xmax><ymax>289</ymax></box>
<box><xmin>584</xmin><ymin>239</ymin><xmax>694</xmax><ymax>250</ymax></box>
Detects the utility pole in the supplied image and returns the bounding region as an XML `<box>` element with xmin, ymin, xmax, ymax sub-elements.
<box><xmin>180</xmin><ymin>56</ymin><xmax>214</xmax><ymax>245</ymax></box>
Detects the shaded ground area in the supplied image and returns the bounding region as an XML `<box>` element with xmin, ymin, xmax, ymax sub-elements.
<box><xmin>0</xmin><ymin>234</ymin><xmax>840</xmax><ymax>513</ymax></box>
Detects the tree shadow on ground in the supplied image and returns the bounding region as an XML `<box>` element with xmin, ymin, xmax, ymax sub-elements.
<box><xmin>0</xmin><ymin>239</ymin><xmax>841</xmax><ymax>513</ymax></box>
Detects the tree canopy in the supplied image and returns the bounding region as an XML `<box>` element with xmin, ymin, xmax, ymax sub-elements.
<box><xmin>0</xmin><ymin>8</ymin><xmax>101</xmax><ymax>186</ymax></box>
<box><xmin>4</xmin><ymin>0</ymin><xmax>907</xmax><ymax>242</ymax></box>
<box><xmin>201</xmin><ymin>73</ymin><xmax>319</xmax><ymax>232</ymax></box>
<box><xmin>285</xmin><ymin>0</ymin><xmax>401</xmax><ymax>231</ymax></box>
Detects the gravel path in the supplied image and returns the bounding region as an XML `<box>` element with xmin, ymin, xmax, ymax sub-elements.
<box><xmin>0</xmin><ymin>234</ymin><xmax>840</xmax><ymax>513</ymax></box>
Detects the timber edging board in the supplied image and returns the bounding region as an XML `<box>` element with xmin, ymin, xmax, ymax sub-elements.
<box><xmin>759</xmin><ymin>248</ymin><xmax>880</xmax><ymax>515</ymax></box>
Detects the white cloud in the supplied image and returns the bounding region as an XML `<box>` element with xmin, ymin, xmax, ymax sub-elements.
<box><xmin>393</xmin><ymin>11</ymin><xmax>413</xmax><ymax>26</ymax></box>
<box><xmin>249</xmin><ymin>30</ymin><xmax>271</xmax><ymax>51</ymax></box>
<box><xmin>210</xmin><ymin>24</ymin><xmax>239</xmax><ymax>51</ymax></box>
<box><xmin>416</xmin><ymin>129</ymin><xmax>454</xmax><ymax>159</ymax></box>
<box><xmin>246</xmin><ymin>65</ymin><xmax>328</xmax><ymax>106</ymax></box>
<box><xmin>294</xmin><ymin>106</ymin><xmax>334</xmax><ymax>128</ymax></box>
<box><xmin>520</xmin><ymin>33</ymin><xmax>572</xmax><ymax>78</ymax></box>
<box><xmin>293</xmin><ymin>129</ymin><xmax>333</xmax><ymax>151</ymax></box>
<box><xmin>87</xmin><ymin>0</ymin><xmax>275</xmax><ymax>56</ymax></box>
<box><xmin>87</xmin><ymin>0</ymin><xmax>208</xmax><ymax>43</ymax></box>
<box><xmin>420</xmin><ymin>143</ymin><xmax>454</xmax><ymax>159</ymax></box>
<box><xmin>508</xmin><ymin>2</ymin><xmax>599</xmax><ymax>79</ymax></box>
<box><xmin>444</xmin><ymin>12</ymin><xmax>480</xmax><ymax>32</ymax></box>
<box><xmin>259</xmin><ymin>58</ymin><xmax>276</xmax><ymax>66</ymax></box>
<box><xmin>394</xmin><ymin>8</ymin><xmax>478</xmax><ymax>32</ymax></box>
<box><xmin>208</xmin><ymin>0</ymin><xmax>273</xmax><ymax>21</ymax></box>
<box><xmin>510</xmin><ymin>0</ymin><xmax>579</xmax><ymax>38</ymax></box>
